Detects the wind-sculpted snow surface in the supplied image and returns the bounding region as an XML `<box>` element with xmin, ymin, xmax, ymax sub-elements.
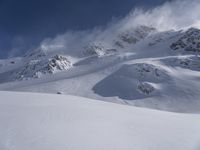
<box><xmin>0</xmin><ymin>91</ymin><xmax>200</xmax><ymax>150</ymax></box>
<box><xmin>93</xmin><ymin>63</ymin><xmax>169</xmax><ymax>100</ymax></box>
<box><xmin>162</xmin><ymin>55</ymin><xmax>200</xmax><ymax>71</ymax></box>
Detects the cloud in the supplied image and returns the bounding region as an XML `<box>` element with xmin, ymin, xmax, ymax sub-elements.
<box><xmin>121</xmin><ymin>0</ymin><xmax>200</xmax><ymax>31</ymax></box>
<box><xmin>11</xmin><ymin>0</ymin><xmax>200</xmax><ymax>58</ymax></box>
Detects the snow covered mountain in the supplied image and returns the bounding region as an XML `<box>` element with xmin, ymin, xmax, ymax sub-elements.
<box><xmin>1</xmin><ymin>26</ymin><xmax>200</xmax><ymax>112</ymax></box>
<box><xmin>1</xmin><ymin>25</ymin><xmax>200</xmax><ymax>150</ymax></box>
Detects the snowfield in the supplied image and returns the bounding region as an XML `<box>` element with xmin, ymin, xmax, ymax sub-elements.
<box><xmin>0</xmin><ymin>91</ymin><xmax>200</xmax><ymax>150</ymax></box>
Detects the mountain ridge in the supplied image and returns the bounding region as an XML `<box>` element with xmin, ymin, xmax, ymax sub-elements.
<box><xmin>1</xmin><ymin>26</ymin><xmax>200</xmax><ymax>112</ymax></box>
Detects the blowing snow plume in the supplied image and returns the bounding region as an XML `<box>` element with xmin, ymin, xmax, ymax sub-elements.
<box><xmin>27</xmin><ymin>0</ymin><xmax>200</xmax><ymax>58</ymax></box>
<box><xmin>120</xmin><ymin>0</ymin><xmax>200</xmax><ymax>31</ymax></box>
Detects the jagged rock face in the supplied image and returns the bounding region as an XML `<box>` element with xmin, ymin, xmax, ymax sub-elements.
<box><xmin>83</xmin><ymin>42</ymin><xmax>117</xmax><ymax>57</ymax></box>
<box><xmin>115</xmin><ymin>26</ymin><xmax>156</xmax><ymax>48</ymax></box>
<box><xmin>16</xmin><ymin>55</ymin><xmax>72</xmax><ymax>80</ymax></box>
<box><xmin>46</xmin><ymin>55</ymin><xmax>72</xmax><ymax>73</ymax></box>
<box><xmin>171</xmin><ymin>28</ymin><xmax>200</xmax><ymax>53</ymax></box>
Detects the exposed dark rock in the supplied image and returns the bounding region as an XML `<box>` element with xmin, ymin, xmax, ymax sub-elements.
<box><xmin>137</xmin><ymin>82</ymin><xmax>155</xmax><ymax>95</ymax></box>
<box><xmin>171</xmin><ymin>28</ymin><xmax>200</xmax><ymax>53</ymax></box>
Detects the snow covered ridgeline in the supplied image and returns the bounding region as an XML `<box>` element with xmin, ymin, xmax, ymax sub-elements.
<box><xmin>82</xmin><ymin>26</ymin><xmax>156</xmax><ymax>57</ymax></box>
<box><xmin>13</xmin><ymin>25</ymin><xmax>157</xmax><ymax>80</ymax></box>
<box><xmin>0</xmin><ymin>91</ymin><xmax>200</xmax><ymax>150</ymax></box>
<box><xmin>16</xmin><ymin>55</ymin><xmax>72</xmax><ymax>79</ymax></box>
<box><xmin>12</xmin><ymin>27</ymin><xmax>200</xmax><ymax>81</ymax></box>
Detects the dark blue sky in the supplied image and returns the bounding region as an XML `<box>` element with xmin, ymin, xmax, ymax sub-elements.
<box><xmin>0</xmin><ymin>0</ymin><xmax>169</xmax><ymax>58</ymax></box>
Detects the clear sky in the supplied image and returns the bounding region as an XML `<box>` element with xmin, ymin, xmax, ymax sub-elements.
<box><xmin>0</xmin><ymin>0</ymin><xmax>170</xmax><ymax>58</ymax></box>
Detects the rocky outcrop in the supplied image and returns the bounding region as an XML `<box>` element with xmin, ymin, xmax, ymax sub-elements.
<box><xmin>115</xmin><ymin>25</ymin><xmax>156</xmax><ymax>48</ymax></box>
<box><xmin>16</xmin><ymin>55</ymin><xmax>72</xmax><ymax>80</ymax></box>
<box><xmin>171</xmin><ymin>28</ymin><xmax>200</xmax><ymax>53</ymax></box>
<box><xmin>83</xmin><ymin>42</ymin><xmax>117</xmax><ymax>57</ymax></box>
<box><xmin>137</xmin><ymin>82</ymin><xmax>155</xmax><ymax>95</ymax></box>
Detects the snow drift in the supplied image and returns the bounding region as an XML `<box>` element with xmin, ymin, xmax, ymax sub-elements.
<box><xmin>0</xmin><ymin>91</ymin><xmax>200</xmax><ymax>150</ymax></box>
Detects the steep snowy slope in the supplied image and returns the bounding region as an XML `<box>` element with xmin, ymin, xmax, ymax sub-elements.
<box><xmin>0</xmin><ymin>91</ymin><xmax>200</xmax><ymax>150</ymax></box>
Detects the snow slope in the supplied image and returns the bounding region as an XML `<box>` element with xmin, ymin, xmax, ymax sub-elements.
<box><xmin>0</xmin><ymin>91</ymin><xmax>200</xmax><ymax>150</ymax></box>
<box><xmin>1</xmin><ymin>27</ymin><xmax>200</xmax><ymax>112</ymax></box>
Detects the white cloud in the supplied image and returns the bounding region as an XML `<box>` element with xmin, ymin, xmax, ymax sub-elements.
<box><xmin>122</xmin><ymin>0</ymin><xmax>200</xmax><ymax>31</ymax></box>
